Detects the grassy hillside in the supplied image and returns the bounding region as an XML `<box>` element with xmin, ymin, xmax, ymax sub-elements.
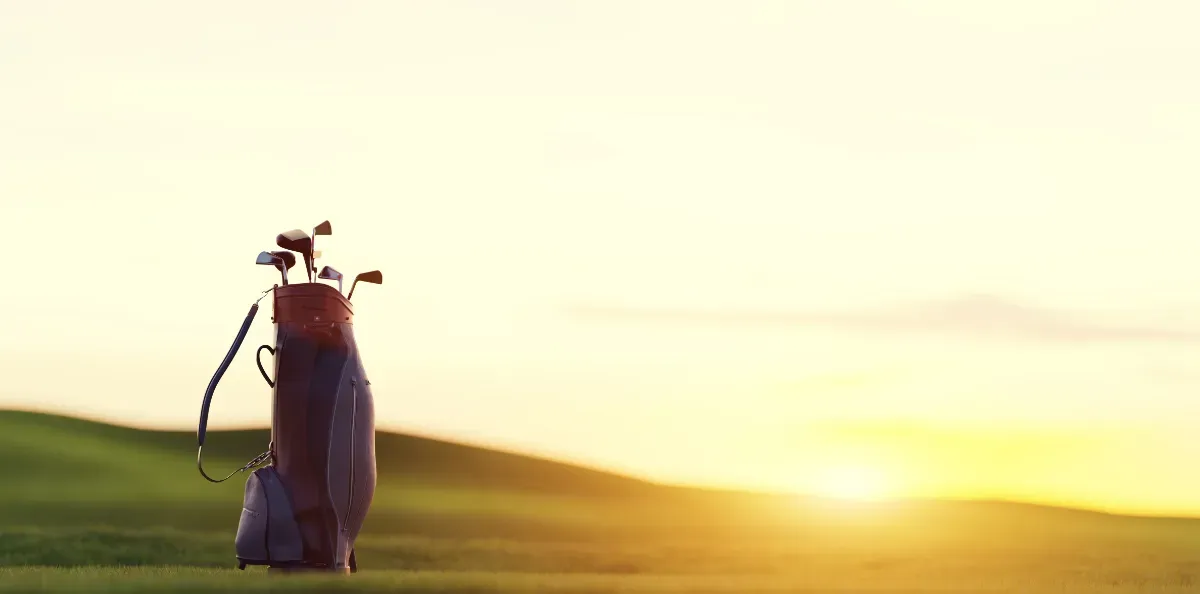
<box><xmin>4</xmin><ymin>409</ymin><xmax>1200</xmax><ymax>585</ymax></box>
<box><xmin>0</xmin><ymin>409</ymin><xmax>680</xmax><ymax>537</ymax></box>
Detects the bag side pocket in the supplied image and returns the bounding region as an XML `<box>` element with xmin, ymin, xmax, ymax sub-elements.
<box><xmin>235</xmin><ymin>466</ymin><xmax>305</xmax><ymax>567</ymax></box>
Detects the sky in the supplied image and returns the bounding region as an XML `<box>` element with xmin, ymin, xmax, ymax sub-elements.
<box><xmin>4</xmin><ymin>0</ymin><xmax>1200</xmax><ymax>516</ymax></box>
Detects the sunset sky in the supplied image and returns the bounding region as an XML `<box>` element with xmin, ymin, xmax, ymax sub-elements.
<box><xmin>5</xmin><ymin>1</ymin><xmax>1200</xmax><ymax>516</ymax></box>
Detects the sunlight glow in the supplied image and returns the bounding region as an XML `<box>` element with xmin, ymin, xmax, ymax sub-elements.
<box><xmin>812</xmin><ymin>466</ymin><xmax>890</xmax><ymax>501</ymax></box>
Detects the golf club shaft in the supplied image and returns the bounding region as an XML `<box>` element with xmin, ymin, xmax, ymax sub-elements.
<box><xmin>311</xmin><ymin>227</ymin><xmax>320</xmax><ymax>281</ymax></box>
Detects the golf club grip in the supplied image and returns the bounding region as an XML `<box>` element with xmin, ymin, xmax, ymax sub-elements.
<box><xmin>197</xmin><ymin>303</ymin><xmax>260</xmax><ymax>447</ymax></box>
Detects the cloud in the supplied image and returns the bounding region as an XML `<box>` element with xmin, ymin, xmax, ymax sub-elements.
<box><xmin>566</xmin><ymin>294</ymin><xmax>1200</xmax><ymax>344</ymax></box>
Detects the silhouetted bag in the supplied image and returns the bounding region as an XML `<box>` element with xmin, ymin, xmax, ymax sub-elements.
<box><xmin>197</xmin><ymin>283</ymin><xmax>376</xmax><ymax>573</ymax></box>
<box><xmin>265</xmin><ymin>283</ymin><xmax>377</xmax><ymax>572</ymax></box>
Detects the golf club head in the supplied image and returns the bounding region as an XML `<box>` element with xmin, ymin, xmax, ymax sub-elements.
<box><xmin>268</xmin><ymin>251</ymin><xmax>296</xmax><ymax>270</ymax></box>
<box><xmin>255</xmin><ymin>251</ymin><xmax>288</xmax><ymax>285</ymax></box>
<box><xmin>269</xmin><ymin>251</ymin><xmax>296</xmax><ymax>285</ymax></box>
<box><xmin>275</xmin><ymin>229</ymin><xmax>313</xmax><ymax>282</ymax></box>
<box><xmin>313</xmin><ymin>221</ymin><xmax>332</xmax><ymax>236</ymax></box>
<box><xmin>346</xmin><ymin>270</ymin><xmax>382</xmax><ymax>301</ymax></box>
<box><xmin>318</xmin><ymin>265</ymin><xmax>344</xmax><ymax>294</ymax></box>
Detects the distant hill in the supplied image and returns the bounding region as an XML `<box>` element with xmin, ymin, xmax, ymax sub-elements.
<box><xmin>0</xmin><ymin>408</ymin><xmax>697</xmax><ymax>498</ymax></box>
<box><xmin>0</xmin><ymin>409</ymin><xmax>785</xmax><ymax>538</ymax></box>
<box><xmin>1</xmin><ymin>409</ymin><xmax>1195</xmax><ymax>543</ymax></box>
<box><xmin>0</xmin><ymin>409</ymin><xmax>665</xmax><ymax>493</ymax></box>
<box><xmin>7</xmin><ymin>409</ymin><xmax>1200</xmax><ymax>570</ymax></box>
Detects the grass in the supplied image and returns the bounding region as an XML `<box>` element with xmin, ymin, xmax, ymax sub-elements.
<box><xmin>2</xmin><ymin>565</ymin><xmax>1200</xmax><ymax>593</ymax></box>
<box><xmin>4</xmin><ymin>410</ymin><xmax>1200</xmax><ymax>592</ymax></box>
<box><xmin>0</xmin><ymin>567</ymin><xmax>1000</xmax><ymax>593</ymax></box>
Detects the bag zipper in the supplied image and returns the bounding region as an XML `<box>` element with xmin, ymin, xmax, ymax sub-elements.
<box><xmin>343</xmin><ymin>378</ymin><xmax>358</xmax><ymax>542</ymax></box>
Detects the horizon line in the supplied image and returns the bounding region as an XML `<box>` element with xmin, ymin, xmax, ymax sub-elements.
<box><xmin>2</xmin><ymin>406</ymin><xmax>1196</xmax><ymax>524</ymax></box>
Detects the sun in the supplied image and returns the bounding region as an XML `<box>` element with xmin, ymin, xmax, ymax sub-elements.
<box><xmin>812</xmin><ymin>465</ymin><xmax>890</xmax><ymax>501</ymax></box>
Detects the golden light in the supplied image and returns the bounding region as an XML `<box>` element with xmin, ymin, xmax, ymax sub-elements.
<box><xmin>812</xmin><ymin>465</ymin><xmax>890</xmax><ymax>501</ymax></box>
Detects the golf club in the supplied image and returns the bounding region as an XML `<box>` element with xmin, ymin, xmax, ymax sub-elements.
<box><xmin>269</xmin><ymin>250</ymin><xmax>297</xmax><ymax>281</ymax></box>
<box><xmin>311</xmin><ymin>221</ymin><xmax>332</xmax><ymax>275</ymax></box>
<box><xmin>318</xmin><ymin>265</ymin><xmax>344</xmax><ymax>294</ymax></box>
<box><xmin>346</xmin><ymin>270</ymin><xmax>382</xmax><ymax>301</ymax></box>
<box><xmin>256</xmin><ymin>251</ymin><xmax>288</xmax><ymax>285</ymax></box>
<box><xmin>276</xmin><ymin>229</ymin><xmax>313</xmax><ymax>283</ymax></box>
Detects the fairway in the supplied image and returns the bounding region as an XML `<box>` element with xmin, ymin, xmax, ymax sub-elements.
<box><xmin>5</xmin><ymin>411</ymin><xmax>1200</xmax><ymax>592</ymax></box>
<box><xmin>0</xmin><ymin>567</ymin><xmax>1004</xmax><ymax>593</ymax></box>
<box><xmin>3</xmin><ymin>565</ymin><xmax>1200</xmax><ymax>594</ymax></box>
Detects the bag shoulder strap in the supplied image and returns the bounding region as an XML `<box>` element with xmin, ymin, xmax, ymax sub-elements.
<box><xmin>197</xmin><ymin>287</ymin><xmax>275</xmax><ymax>483</ymax></box>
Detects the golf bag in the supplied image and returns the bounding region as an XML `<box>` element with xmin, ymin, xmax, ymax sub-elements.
<box><xmin>197</xmin><ymin>282</ymin><xmax>377</xmax><ymax>573</ymax></box>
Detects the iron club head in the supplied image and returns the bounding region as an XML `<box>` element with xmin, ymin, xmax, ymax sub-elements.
<box><xmin>346</xmin><ymin>270</ymin><xmax>382</xmax><ymax>301</ymax></box>
<box><xmin>255</xmin><ymin>251</ymin><xmax>288</xmax><ymax>285</ymax></box>
<box><xmin>318</xmin><ymin>265</ymin><xmax>344</xmax><ymax>294</ymax></box>
<box><xmin>275</xmin><ymin>229</ymin><xmax>313</xmax><ymax>283</ymax></box>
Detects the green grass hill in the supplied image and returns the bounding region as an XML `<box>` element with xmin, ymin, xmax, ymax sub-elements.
<box><xmin>3</xmin><ymin>409</ymin><xmax>1200</xmax><ymax>576</ymax></box>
